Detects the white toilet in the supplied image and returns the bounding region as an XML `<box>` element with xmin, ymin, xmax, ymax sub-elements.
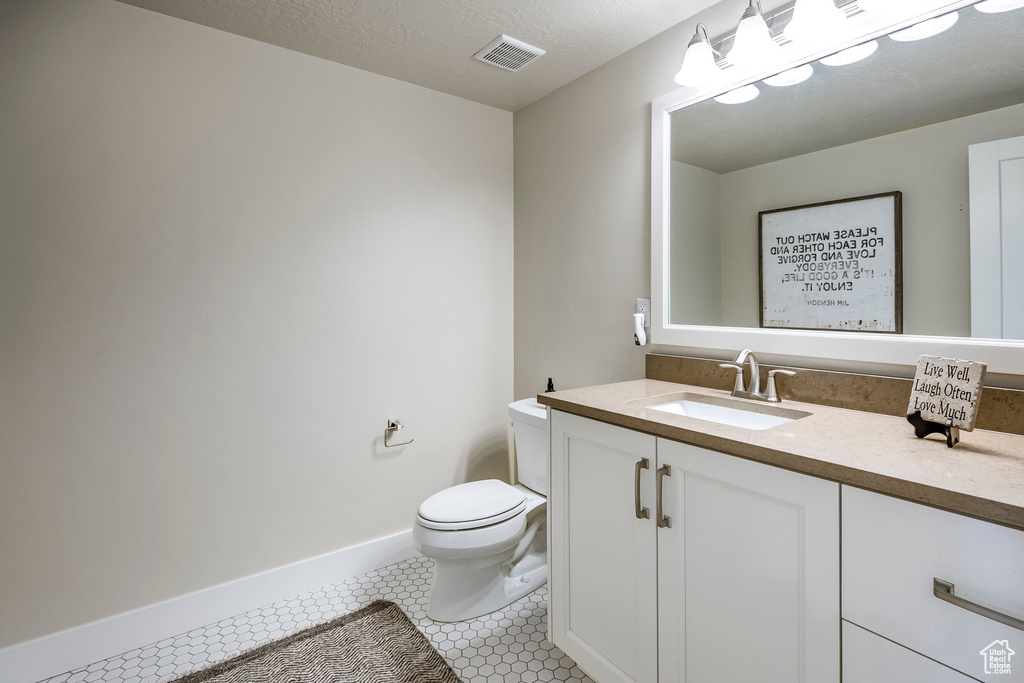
<box><xmin>413</xmin><ymin>398</ymin><xmax>548</xmax><ymax>622</ymax></box>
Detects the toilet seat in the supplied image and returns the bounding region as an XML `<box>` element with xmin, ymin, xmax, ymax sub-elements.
<box><xmin>417</xmin><ymin>480</ymin><xmax>527</xmax><ymax>531</ymax></box>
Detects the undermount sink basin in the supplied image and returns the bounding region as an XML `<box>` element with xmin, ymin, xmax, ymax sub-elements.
<box><xmin>647</xmin><ymin>394</ymin><xmax>810</xmax><ymax>431</ymax></box>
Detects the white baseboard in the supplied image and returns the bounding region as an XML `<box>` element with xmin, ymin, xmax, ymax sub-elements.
<box><xmin>0</xmin><ymin>530</ymin><xmax>416</xmax><ymax>683</ymax></box>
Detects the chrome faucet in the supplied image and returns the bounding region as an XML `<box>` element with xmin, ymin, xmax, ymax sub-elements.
<box><xmin>719</xmin><ymin>349</ymin><xmax>795</xmax><ymax>403</ymax></box>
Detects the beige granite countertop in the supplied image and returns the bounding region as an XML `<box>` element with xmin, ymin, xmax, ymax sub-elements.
<box><xmin>537</xmin><ymin>380</ymin><xmax>1024</xmax><ymax>531</ymax></box>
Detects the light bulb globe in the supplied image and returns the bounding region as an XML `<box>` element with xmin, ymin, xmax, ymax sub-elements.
<box><xmin>785</xmin><ymin>0</ymin><xmax>847</xmax><ymax>45</ymax></box>
<box><xmin>890</xmin><ymin>11</ymin><xmax>959</xmax><ymax>42</ymax></box>
<box><xmin>675</xmin><ymin>37</ymin><xmax>722</xmax><ymax>87</ymax></box>
<box><xmin>727</xmin><ymin>9</ymin><xmax>781</xmax><ymax>68</ymax></box>
<box><xmin>819</xmin><ymin>40</ymin><xmax>878</xmax><ymax>66</ymax></box>
<box><xmin>714</xmin><ymin>84</ymin><xmax>761</xmax><ymax>104</ymax></box>
<box><xmin>764</xmin><ymin>63</ymin><xmax>814</xmax><ymax>87</ymax></box>
<box><xmin>974</xmin><ymin>0</ymin><xmax>1024</xmax><ymax>13</ymax></box>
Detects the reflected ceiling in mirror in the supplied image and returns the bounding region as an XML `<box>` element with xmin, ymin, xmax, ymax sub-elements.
<box><xmin>672</xmin><ymin>7</ymin><xmax>1024</xmax><ymax>173</ymax></box>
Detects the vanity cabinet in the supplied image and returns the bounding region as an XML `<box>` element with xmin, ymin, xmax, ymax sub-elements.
<box><xmin>549</xmin><ymin>410</ymin><xmax>840</xmax><ymax>683</ymax></box>
<box><xmin>842</xmin><ymin>486</ymin><xmax>1024</xmax><ymax>682</ymax></box>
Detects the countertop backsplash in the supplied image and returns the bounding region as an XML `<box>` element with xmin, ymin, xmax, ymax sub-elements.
<box><xmin>646</xmin><ymin>354</ymin><xmax>1024</xmax><ymax>437</ymax></box>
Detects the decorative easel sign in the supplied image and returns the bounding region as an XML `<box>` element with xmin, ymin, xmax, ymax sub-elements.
<box><xmin>759</xmin><ymin>192</ymin><xmax>902</xmax><ymax>333</ymax></box>
<box><xmin>907</xmin><ymin>355</ymin><xmax>986</xmax><ymax>447</ymax></box>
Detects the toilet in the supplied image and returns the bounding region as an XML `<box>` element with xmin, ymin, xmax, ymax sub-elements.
<box><xmin>413</xmin><ymin>398</ymin><xmax>548</xmax><ymax>622</ymax></box>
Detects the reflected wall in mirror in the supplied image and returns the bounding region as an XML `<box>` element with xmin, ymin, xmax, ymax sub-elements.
<box><xmin>668</xmin><ymin>4</ymin><xmax>1024</xmax><ymax>340</ymax></box>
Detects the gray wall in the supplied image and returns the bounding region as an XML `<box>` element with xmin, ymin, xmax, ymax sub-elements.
<box><xmin>0</xmin><ymin>0</ymin><xmax>513</xmax><ymax>647</ymax></box>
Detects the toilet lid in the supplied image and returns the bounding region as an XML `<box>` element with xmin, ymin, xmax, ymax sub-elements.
<box><xmin>417</xmin><ymin>480</ymin><xmax>526</xmax><ymax>530</ymax></box>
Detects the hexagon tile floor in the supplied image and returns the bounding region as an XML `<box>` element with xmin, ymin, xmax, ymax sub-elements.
<box><xmin>38</xmin><ymin>555</ymin><xmax>593</xmax><ymax>683</ymax></box>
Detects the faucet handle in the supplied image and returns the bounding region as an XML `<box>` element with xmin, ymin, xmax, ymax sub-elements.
<box><xmin>766</xmin><ymin>369</ymin><xmax>796</xmax><ymax>402</ymax></box>
<box><xmin>720</xmin><ymin>363</ymin><xmax>745</xmax><ymax>394</ymax></box>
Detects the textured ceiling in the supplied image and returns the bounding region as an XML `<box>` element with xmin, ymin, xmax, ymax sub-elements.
<box><xmin>671</xmin><ymin>5</ymin><xmax>1024</xmax><ymax>173</ymax></box>
<box><xmin>114</xmin><ymin>0</ymin><xmax>718</xmax><ymax>111</ymax></box>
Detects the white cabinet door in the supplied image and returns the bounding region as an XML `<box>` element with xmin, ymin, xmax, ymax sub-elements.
<box><xmin>843</xmin><ymin>620</ymin><xmax>977</xmax><ymax>683</ymax></box>
<box><xmin>549</xmin><ymin>410</ymin><xmax>658</xmax><ymax>683</ymax></box>
<box><xmin>656</xmin><ymin>439</ymin><xmax>840</xmax><ymax>683</ymax></box>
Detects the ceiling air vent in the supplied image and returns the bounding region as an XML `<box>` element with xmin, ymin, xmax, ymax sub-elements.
<box><xmin>473</xmin><ymin>35</ymin><xmax>546</xmax><ymax>72</ymax></box>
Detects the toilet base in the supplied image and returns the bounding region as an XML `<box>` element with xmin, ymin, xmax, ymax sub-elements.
<box><xmin>427</xmin><ymin>552</ymin><xmax>548</xmax><ymax>622</ymax></box>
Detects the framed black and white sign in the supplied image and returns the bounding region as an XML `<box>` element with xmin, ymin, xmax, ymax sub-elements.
<box><xmin>759</xmin><ymin>192</ymin><xmax>903</xmax><ymax>333</ymax></box>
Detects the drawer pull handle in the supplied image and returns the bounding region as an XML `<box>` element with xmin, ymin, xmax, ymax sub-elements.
<box><xmin>933</xmin><ymin>578</ymin><xmax>1024</xmax><ymax>631</ymax></box>
<box><xmin>634</xmin><ymin>458</ymin><xmax>650</xmax><ymax>520</ymax></box>
<box><xmin>656</xmin><ymin>464</ymin><xmax>672</xmax><ymax>528</ymax></box>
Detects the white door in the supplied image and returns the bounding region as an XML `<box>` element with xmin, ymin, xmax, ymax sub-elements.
<box><xmin>549</xmin><ymin>410</ymin><xmax>658</xmax><ymax>683</ymax></box>
<box><xmin>655</xmin><ymin>439</ymin><xmax>840</xmax><ymax>683</ymax></box>
<box><xmin>969</xmin><ymin>135</ymin><xmax>1024</xmax><ymax>339</ymax></box>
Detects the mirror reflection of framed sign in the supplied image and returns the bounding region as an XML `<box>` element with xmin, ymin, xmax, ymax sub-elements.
<box><xmin>759</xmin><ymin>192</ymin><xmax>903</xmax><ymax>333</ymax></box>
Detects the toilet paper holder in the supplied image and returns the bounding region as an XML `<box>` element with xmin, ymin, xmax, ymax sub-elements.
<box><xmin>384</xmin><ymin>419</ymin><xmax>415</xmax><ymax>448</ymax></box>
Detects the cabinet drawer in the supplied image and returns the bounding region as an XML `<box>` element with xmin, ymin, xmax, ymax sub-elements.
<box><xmin>842</xmin><ymin>486</ymin><xmax>1024</xmax><ymax>681</ymax></box>
<box><xmin>843</xmin><ymin>620</ymin><xmax>975</xmax><ymax>683</ymax></box>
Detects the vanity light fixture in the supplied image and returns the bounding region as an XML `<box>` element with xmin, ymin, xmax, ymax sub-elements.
<box><xmin>714</xmin><ymin>83</ymin><xmax>761</xmax><ymax>104</ymax></box>
<box><xmin>819</xmin><ymin>39</ymin><xmax>878</xmax><ymax>66</ymax></box>
<box><xmin>784</xmin><ymin>0</ymin><xmax>847</xmax><ymax>45</ymax></box>
<box><xmin>974</xmin><ymin>0</ymin><xmax>1024</xmax><ymax>12</ymax></box>
<box><xmin>675</xmin><ymin>23</ymin><xmax>723</xmax><ymax>87</ymax></box>
<box><xmin>889</xmin><ymin>11</ymin><xmax>959</xmax><ymax>41</ymax></box>
<box><xmin>726</xmin><ymin>0</ymin><xmax>782</xmax><ymax>68</ymax></box>
<box><xmin>764</xmin><ymin>63</ymin><xmax>815</xmax><ymax>86</ymax></box>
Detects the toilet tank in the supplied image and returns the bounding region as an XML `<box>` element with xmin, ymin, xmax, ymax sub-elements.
<box><xmin>508</xmin><ymin>398</ymin><xmax>548</xmax><ymax>496</ymax></box>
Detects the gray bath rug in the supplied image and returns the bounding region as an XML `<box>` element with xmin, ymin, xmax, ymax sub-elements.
<box><xmin>171</xmin><ymin>600</ymin><xmax>461</xmax><ymax>683</ymax></box>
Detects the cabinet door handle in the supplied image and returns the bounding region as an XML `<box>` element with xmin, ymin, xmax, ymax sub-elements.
<box><xmin>933</xmin><ymin>577</ymin><xmax>1024</xmax><ymax>630</ymax></box>
<box><xmin>634</xmin><ymin>458</ymin><xmax>650</xmax><ymax>519</ymax></box>
<box><xmin>656</xmin><ymin>464</ymin><xmax>671</xmax><ymax>528</ymax></box>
